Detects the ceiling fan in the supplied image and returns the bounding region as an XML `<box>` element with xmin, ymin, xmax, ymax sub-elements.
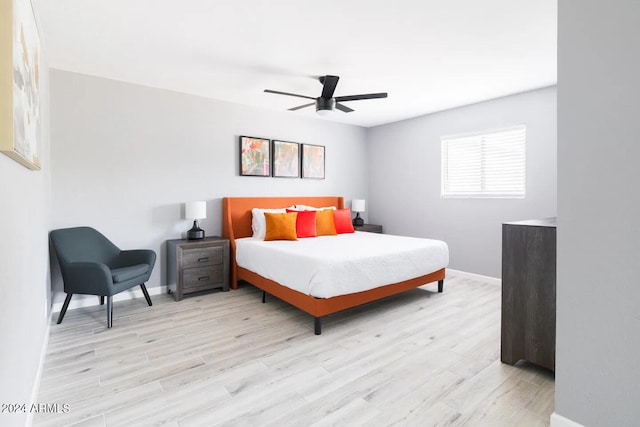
<box><xmin>264</xmin><ymin>75</ymin><xmax>387</xmax><ymax>115</ymax></box>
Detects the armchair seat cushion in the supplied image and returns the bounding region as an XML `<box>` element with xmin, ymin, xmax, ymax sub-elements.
<box><xmin>111</xmin><ymin>264</ymin><xmax>149</xmax><ymax>283</ymax></box>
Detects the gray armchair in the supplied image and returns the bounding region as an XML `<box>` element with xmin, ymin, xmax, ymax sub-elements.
<box><xmin>50</xmin><ymin>226</ymin><xmax>156</xmax><ymax>328</ymax></box>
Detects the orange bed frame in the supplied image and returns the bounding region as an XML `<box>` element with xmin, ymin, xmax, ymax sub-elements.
<box><xmin>222</xmin><ymin>196</ymin><xmax>446</xmax><ymax>334</ymax></box>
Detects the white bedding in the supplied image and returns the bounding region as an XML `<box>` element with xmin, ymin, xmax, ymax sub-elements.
<box><xmin>235</xmin><ymin>232</ymin><xmax>449</xmax><ymax>298</ymax></box>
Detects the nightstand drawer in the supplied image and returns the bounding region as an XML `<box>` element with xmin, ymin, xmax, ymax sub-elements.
<box><xmin>182</xmin><ymin>247</ymin><xmax>223</xmax><ymax>268</ymax></box>
<box><xmin>183</xmin><ymin>265</ymin><xmax>224</xmax><ymax>289</ymax></box>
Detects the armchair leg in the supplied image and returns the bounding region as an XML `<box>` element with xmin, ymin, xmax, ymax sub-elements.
<box><xmin>140</xmin><ymin>284</ymin><xmax>152</xmax><ymax>306</ymax></box>
<box><xmin>100</xmin><ymin>296</ymin><xmax>105</xmax><ymax>305</ymax></box>
<box><xmin>57</xmin><ymin>293</ymin><xmax>73</xmax><ymax>324</ymax></box>
<box><xmin>107</xmin><ymin>296</ymin><xmax>113</xmax><ymax>328</ymax></box>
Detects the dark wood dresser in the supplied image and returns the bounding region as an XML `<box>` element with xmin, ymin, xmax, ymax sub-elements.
<box><xmin>167</xmin><ymin>237</ymin><xmax>230</xmax><ymax>301</ymax></box>
<box><xmin>501</xmin><ymin>217</ymin><xmax>556</xmax><ymax>372</ymax></box>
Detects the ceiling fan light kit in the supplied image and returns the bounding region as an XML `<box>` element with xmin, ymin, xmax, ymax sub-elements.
<box><xmin>264</xmin><ymin>75</ymin><xmax>387</xmax><ymax>115</ymax></box>
<box><xmin>316</xmin><ymin>97</ymin><xmax>335</xmax><ymax>115</ymax></box>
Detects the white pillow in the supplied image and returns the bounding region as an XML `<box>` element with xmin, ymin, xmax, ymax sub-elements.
<box><xmin>251</xmin><ymin>207</ymin><xmax>292</xmax><ymax>239</ymax></box>
<box><xmin>295</xmin><ymin>205</ymin><xmax>336</xmax><ymax>211</ymax></box>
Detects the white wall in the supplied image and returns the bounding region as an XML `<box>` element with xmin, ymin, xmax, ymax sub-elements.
<box><xmin>0</xmin><ymin>53</ymin><xmax>51</xmax><ymax>427</ymax></box>
<box><xmin>366</xmin><ymin>87</ymin><xmax>557</xmax><ymax>278</ymax></box>
<box><xmin>555</xmin><ymin>1</ymin><xmax>640</xmax><ymax>426</ymax></box>
<box><xmin>49</xmin><ymin>70</ymin><xmax>369</xmax><ymax>304</ymax></box>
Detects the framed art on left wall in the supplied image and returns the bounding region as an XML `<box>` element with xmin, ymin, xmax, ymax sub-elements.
<box><xmin>239</xmin><ymin>136</ymin><xmax>271</xmax><ymax>177</ymax></box>
<box><xmin>0</xmin><ymin>0</ymin><xmax>42</xmax><ymax>170</ymax></box>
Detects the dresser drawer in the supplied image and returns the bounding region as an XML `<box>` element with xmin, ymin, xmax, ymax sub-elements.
<box><xmin>183</xmin><ymin>265</ymin><xmax>224</xmax><ymax>290</ymax></box>
<box><xmin>182</xmin><ymin>247</ymin><xmax>223</xmax><ymax>268</ymax></box>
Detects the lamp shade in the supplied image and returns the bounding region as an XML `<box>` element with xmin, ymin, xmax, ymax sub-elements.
<box><xmin>185</xmin><ymin>201</ymin><xmax>206</xmax><ymax>219</ymax></box>
<box><xmin>352</xmin><ymin>199</ymin><xmax>365</xmax><ymax>213</ymax></box>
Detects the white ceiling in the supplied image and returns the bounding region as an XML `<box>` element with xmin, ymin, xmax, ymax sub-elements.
<box><xmin>34</xmin><ymin>0</ymin><xmax>557</xmax><ymax>128</ymax></box>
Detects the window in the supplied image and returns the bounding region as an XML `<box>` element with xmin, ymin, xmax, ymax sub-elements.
<box><xmin>441</xmin><ymin>125</ymin><xmax>526</xmax><ymax>198</ymax></box>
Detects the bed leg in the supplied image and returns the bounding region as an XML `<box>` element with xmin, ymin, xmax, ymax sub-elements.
<box><xmin>314</xmin><ymin>317</ymin><xmax>322</xmax><ymax>335</ymax></box>
<box><xmin>438</xmin><ymin>279</ymin><xmax>444</xmax><ymax>293</ymax></box>
<box><xmin>262</xmin><ymin>291</ymin><xmax>266</xmax><ymax>303</ymax></box>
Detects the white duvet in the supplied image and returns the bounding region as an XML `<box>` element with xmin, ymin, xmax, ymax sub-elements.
<box><xmin>235</xmin><ymin>232</ymin><xmax>449</xmax><ymax>298</ymax></box>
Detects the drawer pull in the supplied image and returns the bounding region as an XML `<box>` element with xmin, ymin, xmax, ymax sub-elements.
<box><xmin>198</xmin><ymin>257</ymin><xmax>209</xmax><ymax>263</ymax></box>
<box><xmin>198</xmin><ymin>276</ymin><xmax>210</xmax><ymax>281</ymax></box>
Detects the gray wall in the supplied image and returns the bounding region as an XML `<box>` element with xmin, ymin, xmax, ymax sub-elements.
<box><xmin>366</xmin><ymin>87</ymin><xmax>557</xmax><ymax>278</ymax></box>
<box><xmin>49</xmin><ymin>70</ymin><xmax>369</xmax><ymax>304</ymax></box>
<box><xmin>0</xmin><ymin>54</ymin><xmax>51</xmax><ymax>426</ymax></box>
<box><xmin>556</xmin><ymin>0</ymin><xmax>640</xmax><ymax>425</ymax></box>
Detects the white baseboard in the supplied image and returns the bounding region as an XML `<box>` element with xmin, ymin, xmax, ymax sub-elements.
<box><xmin>26</xmin><ymin>320</ymin><xmax>51</xmax><ymax>427</ymax></box>
<box><xmin>550</xmin><ymin>412</ymin><xmax>585</xmax><ymax>427</ymax></box>
<box><xmin>51</xmin><ymin>285</ymin><xmax>167</xmax><ymax>313</ymax></box>
<box><xmin>446</xmin><ymin>268</ymin><xmax>501</xmax><ymax>286</ymax></box>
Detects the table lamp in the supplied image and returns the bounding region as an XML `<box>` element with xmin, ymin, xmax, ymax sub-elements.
<box><xmin>352</xmin><ymin>199</ymin><xmax>365</xmax><ymax>226</ymax></box>
<box><xmin>185</xmin><ymin>201</ymin><xmax>206</xmax><ymax>240</ymax></box>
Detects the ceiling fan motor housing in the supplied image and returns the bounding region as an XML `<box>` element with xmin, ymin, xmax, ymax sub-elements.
<box><xmin>316</xmin><ymin>97</ymin><xmax>335</xmax><ymax>113</ymax></box>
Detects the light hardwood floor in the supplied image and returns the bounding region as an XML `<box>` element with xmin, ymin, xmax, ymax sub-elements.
<box><xmin>34</xmin><ymin>274</ymin><xmax>554</xmax><ymax>426</ymax></box>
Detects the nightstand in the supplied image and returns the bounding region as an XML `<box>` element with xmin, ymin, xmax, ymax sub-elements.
<box><xmin>166</xmin><ymin>236</ymin><xmax>230</xmax><ymax>301</ymax></box>
<box><xmin>354</xmin><ymin>224</ymin><xmax>383</xmax><ymax>233</ymax></box>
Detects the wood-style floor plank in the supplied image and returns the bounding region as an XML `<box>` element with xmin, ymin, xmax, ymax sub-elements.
<box><xmin>33</xmin><ymin>274</ymin><xmax>554</xmax><ymax>426</ymax></box>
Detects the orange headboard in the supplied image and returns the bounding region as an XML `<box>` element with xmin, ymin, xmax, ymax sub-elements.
<box><xmin>222</xmin><ymin>196</ymin><xmax>345</xmax><ymax>288</ymax></box>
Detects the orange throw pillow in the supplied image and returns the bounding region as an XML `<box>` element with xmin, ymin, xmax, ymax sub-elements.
<box><xmin>264</xmin><ymin>212</ymin><xmax>298</xmax><ymax>241</ymax></box>
<box><xmin>316</xmin><ymin>209</ymin><xmax>337</xmax><ymax>236</ymax></box>
<box><xmin>333</xmin><ymin>208</ymin><xmax>355</xmax><ymax>234</ymax></box>
<box><xmin>286</xmin><ymin>209</ymin><xmax>317</xmax><ymax>238</ymax></box>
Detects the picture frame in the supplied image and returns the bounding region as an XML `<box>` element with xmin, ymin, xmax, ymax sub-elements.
<box><xmin>301</xmin><ymin>144</ymin><xmax>325</xmax><ymax>179</ymax></box>
<box><xmin>239</xmin><ymin>136</ymin><xmax>270</xmax><ymax>177</ymax></box>
<box><xmin>272</xmin><ymin>140</ymin><xmax>300</xmax><ymax>178</ymax></box>
<box><xmin>0</xmin><ymin>0</ymin><xmax>42</xmax><ymax>170</ymax></box>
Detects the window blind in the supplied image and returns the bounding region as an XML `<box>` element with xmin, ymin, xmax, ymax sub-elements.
<box><xmin>441</xmin><ymin>125</ymin><xmax>526</xmax><ymax>198</ymax></box>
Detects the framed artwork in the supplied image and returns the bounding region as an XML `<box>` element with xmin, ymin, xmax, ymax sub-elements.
<box><xmin>0</xmin><ymin>0</ymin><xmax>42</xmax><ymax>170</ymax></box>
<box><xmin>272</xmin><ymin>140</ymin><xmax>300</xmax><ymax>178</ymax></box>
<box><xmin>239</xmin><ymin>136</ymin><xmax>270</xmax><ymax>177</ymax></box>
<box><xmin>301</xmin><ymin>144</ymin><xmax>325</xmax><ymax>179</ymax></box>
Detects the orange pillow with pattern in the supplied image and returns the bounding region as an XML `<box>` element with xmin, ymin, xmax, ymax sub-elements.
<box><xmin>315</xmin><ymin>209</ymin><xmax>337</xmax><ymax>236</ymax></box>
<box><xmin>264</xmin><ymin>212</ymin><xmax>298</xmax><ymax>241</ymax></box>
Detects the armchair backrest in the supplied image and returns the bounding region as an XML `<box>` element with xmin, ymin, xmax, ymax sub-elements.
<box><xmin>50</xmin><ymin>227</ymin><xmax>121</xmax><ymax>266</ymax></box>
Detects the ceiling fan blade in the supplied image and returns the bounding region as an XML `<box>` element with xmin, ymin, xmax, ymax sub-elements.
<box><xmin>320</xmin><ymin>75</ymin><xmax>340</xmax><ymax>99</ymax></box>
<box><xmin>334</xmin><ymin>92</ymin><xmax>388</xmax><ymax>102</ymax></box>
<box><xmin>264</xmin><ymin>89</ymin><xmax>315</xmax><ymax>100</ymax></box>
<box><xmin>335</xmin><ymin>103</ymin><xmax>354</xmax><ymax>113</ymax></box>
<box><xmin>288</xmin><ymin>102</ymin><xmax>315</xmax><ymax>111</ymax></box>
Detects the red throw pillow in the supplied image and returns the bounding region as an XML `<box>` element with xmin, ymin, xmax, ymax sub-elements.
<box><xmin>286</xmin><ymin>209</ymin><xmax>317</xmax><ymax>238</ymax></box>
<box><xmin>333</xmin><ymin>208</ymin><xmax>355</xmax><ymax>234</ymax></box>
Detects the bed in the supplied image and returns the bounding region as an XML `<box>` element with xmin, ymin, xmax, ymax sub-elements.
<box><xmin>222</xmin><ymin>196</ymin><xmax>448</xmax><ymax>334</ymax></box>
